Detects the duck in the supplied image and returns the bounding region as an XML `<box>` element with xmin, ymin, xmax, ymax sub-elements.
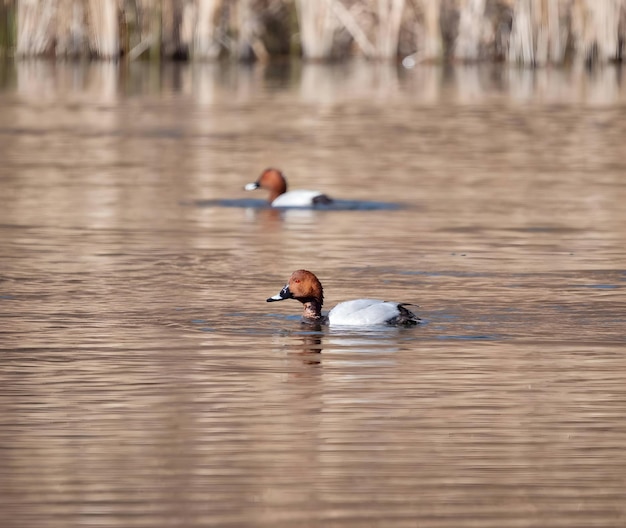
<box><xmin>267</xmin><ymin>269</ymin><xmax>420</xmax><ymax>326</ymax></box>
<box><xmin>244</xmin><ymin>168</ymin><xmax>333</xmax><ymax>207</ymax></box>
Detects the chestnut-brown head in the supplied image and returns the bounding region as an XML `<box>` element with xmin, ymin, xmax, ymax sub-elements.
<box><xmin>267</xmin><ymin>270</ymin><xmax>325</xmax><ymax>319</ymax></box>
<box><xmin>244</xmin><ymin>168</ymin><xmax>288</xmax><ymax>203</ymax></box>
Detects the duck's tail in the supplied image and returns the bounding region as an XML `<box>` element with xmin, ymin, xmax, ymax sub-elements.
<box><xmin>392</xmin><ymin>303</ymin><xmax>421</xmax><ymax>326</ymax></box>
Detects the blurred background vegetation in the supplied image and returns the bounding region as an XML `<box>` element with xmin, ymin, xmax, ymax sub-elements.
<box><xmin>0</xmin><ymin>0</ymin><xmax>624</xmax><ymax>65</ymax></box>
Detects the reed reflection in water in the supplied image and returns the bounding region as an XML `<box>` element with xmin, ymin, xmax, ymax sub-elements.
<box><xmin>0</xmin><ymin>60</ymin><xmax>625</xmax><ymax>528</ymax></box>
<box><xmin>1</xmin><ymin>59</ymin><xmax>626</xmax><ymax>105</ymax></box>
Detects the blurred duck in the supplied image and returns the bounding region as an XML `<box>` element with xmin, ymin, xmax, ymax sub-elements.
<box><xmin>244</xmin><ymin>168</ymin><xmax>333</xmax><ymax>207</ymax></box>
<box><xmin>267</xmin><ymin>269</ymin><xmax>420</xmax><ymax>327</ymax></box>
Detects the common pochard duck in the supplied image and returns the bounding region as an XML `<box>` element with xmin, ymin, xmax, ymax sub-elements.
<box><xmin>267</xmin><ymin>269</ymin><xmax>420</xmax><ymax>326</ymax></box>
<box><xmin>244</xmin><ymin>168</ymin><xmax>333</xmax><ymax>207</ymax></box>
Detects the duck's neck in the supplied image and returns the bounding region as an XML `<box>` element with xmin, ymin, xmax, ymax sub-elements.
<box><xmin>302</xmin><ymin>299</ymin><xmax>322</xmax><ymax>320</ymax></box>
<box><xmin>269</xmin><ymin>189</ymin><xmax>283</xmax><ymax>202</ymax></box>
<box><xmin>268</xmin><ymin>182</ymin><xmax>287</xmax><ymax>203</ymax></box>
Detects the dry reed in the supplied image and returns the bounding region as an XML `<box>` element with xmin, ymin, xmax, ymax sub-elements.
<box><xmin>508</xmin><ymin>0</ymin><xmax>567</xmax><ymax>65</ymax></box>
<box><xmin>87</xmin><ymin>0</ymin><xmax>118</xmax><ymax>59</ymax></box>
<box><xmin>418</xmin><ymin>0</ymin><xmax>443</xmax><ymax>62</ymax></box>
<box><xmin>328</xmin><ymin>0</ymin><xmax>376</xmax><ymax>58</ymax></box>
<box><xmin>570</xmin><ymin>0</ymin><xmax>624</xmax><ymax>64</ymax></box>
<box><xmin>0</xmin><ymin>0</ymin><xmax>16</xmax><ymax>55</ymax></box>
<box><xmin>192</xmin><ymin>0</ymin><xmax>220</xmax><ymax>59</ymax></box>
<box><xmin>294</xmin><ymin>0</ymin><xmax>336</xmax><ymax>60</ymax></box>
<box><xmin>55</xmin><ymin>0</ymin><xmax>86</xmax><ymax>57</ymax></box>
<box><xmin>16</xmin><ymin>0</ymin><xmax>56</xmax><ymax>56</ymax></box>
<box><xmin>509</xmin><ymin>0</ymin><xmax>625</xmax><ymax>65</ymax></box>
<box><xmin>375</xmin><ymin>0</ymin><xmax>405</xmax><ymax>58</ymax></box>
<box><xmin>455</xmin><ymin>0</ymin><xmax>486</xmax><ymax>61</ymax></box>
<box><xmin>2</xmin><ymin>0</ymin><xmax>624</xmax><ymax>64</ymax></box>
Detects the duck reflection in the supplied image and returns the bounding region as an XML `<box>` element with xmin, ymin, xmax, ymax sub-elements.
<box><xmin>275</xmin><ymin>319</ymin><xmax>409</xmax><ymax>367</ymax></box>
<box><xmin>244</xmin><ymin>206</ymin><xmax>285</xmax><ymax>224</ymax></box>
<box><xmin>295</xmin><ymin>322</ymin><xmax>324</xmax><ymax>364</ymax></box>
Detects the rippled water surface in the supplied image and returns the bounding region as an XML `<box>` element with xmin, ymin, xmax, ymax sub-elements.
<box><xmin>1</xmin><ymin>61</ymin><xmax>625</xmax><ymax>527</ymax></box>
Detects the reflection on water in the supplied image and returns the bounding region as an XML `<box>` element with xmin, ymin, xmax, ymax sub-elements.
<box><xmin>1</xmin><ymin>60</ymin><xmax>626</xmax><ymax>527</ymax></box>
<box><xmin>189</xmin><ymin>198</ymin><xmax>404</xmax><ymax>211</ymax></box>
<box><xmin>1</xmin><ymin>59</ymin><xmax>625</xmax><ymax>105</ymax></box>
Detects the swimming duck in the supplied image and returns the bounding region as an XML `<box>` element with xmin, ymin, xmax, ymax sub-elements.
<box><xmin>267</xmin><ymin>269</ymin><xmax>420</xmax><ymax>326</ymax></box>
<box><xmin>244</xmin><ymin>168</ymin><xmax>333</xmax><ymax>207</ymax></box>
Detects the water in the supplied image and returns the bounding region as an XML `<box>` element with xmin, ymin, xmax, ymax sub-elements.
<box><xmin>1</xmin><ymin>60</ymin><xmax>625</xmax><ymax>527</ymax></box>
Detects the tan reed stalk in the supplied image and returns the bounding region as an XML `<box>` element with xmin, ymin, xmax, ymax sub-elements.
<box><xmin>149</xmin><ymin>0</ymin><xmax>162</xmax><ymax>60</ymax></box>
<box><xmin>533</xmin><ymin>0</ymin><xmax>548</xmax><ymax>65</ymax></box>
<box><xmin>87</xmin><ymin>0</ymin><xmax>119</xmax><ymax>58</ymax></box>
<box><xmin>418</xmin><ymin>0</ymin><xmax>442</xmax><ymax>61</ymax></box>
<box><xmin>55</xmin><ymin>0</ymin><xmax>87</xmax><ymax>57</ymax></box>
<box><xmin>508</xmin><ymin>0</ymin><xmax>625</xmax><ymax>66</ymax></box>
<box><xmin>122</xmin><ymin>0</ymin><xmax>140</xmax><ymax>57</ymax></box>
<box><xmin>508</xmin><ymin>0</ymin><xmax>534</xmax><ymax>64</ymax></box>
<box><xmin>17</xmin><ymin>0</ymin><xmax>57</xmax><ymax>56</ymax></box>
<box><xmin>531</xmin><ymin>0</ymin><xmax>567</xmax><ymax>65</ymax></box>
<box><xmin>124</xmin><ymin>0</ymin><xmax>162</xmax><ymax>60</ymax></box>
<box><xmin>0</xmin><ymin>0</ymin><xmax>17</xmax><ymax>55</ymax></box>
<box><xmin>192</xmin><ymin>0</ymin><xmax>220</xmax><ymax>59</ymax></box>
<box><xmin>180</xmin><ymin>0</ymin><xmax>194</xmax><ymax>55</ymax></box>
<box><xmin>236</xmin><ymin>0</ymin><xmax>266</xmax><ymax>61</ymax></box>
<box><xmin>294</xmin><ymin>0</ymin><xmax>336</xmax><ymax>60</ymax></box>
<box><xmin>159</xmin><ymin>0</ymin><xmax>183</xmax><ymax>58</ymax></box>
<box><xmin>8</xmin><ymin>0</ymin><xmax>624</xmax><ymax>64</ymax></box>
<box><xmin>375</xmin><ymin>0</ymin><xmax>405</xmax><ymax>59</ymax></box>
<box><xmin>454</xmin><ymin>0</ymin><xmax>486</xmax><ymax>61</ymax></box>
<box><xmin>546</xmin><ymin>0</ymin><xmax>564</xmax><ymax>62</ymax></box>
<box><xmin>571</xmin><ymin>0</ymin><xmax>623</xmax><ymax>64</ymax></box>
<box><xmin>326</xmin><ymin>0</ymin><xmax>375</xmax><ymax>57</ymax></box>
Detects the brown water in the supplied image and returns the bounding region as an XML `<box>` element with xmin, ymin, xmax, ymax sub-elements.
<box><xmin>1</xmin><ymin>60</ymin><xmax>625</xmax><ymax>528</ymax></box>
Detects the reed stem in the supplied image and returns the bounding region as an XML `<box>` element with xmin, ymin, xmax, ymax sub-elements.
<box><xmin>455</xmin><ymin>0</ymin><xmax>486</xmax><ymax>61</ymax></box>
<box><xmin>87</xmin><ymin>0</ymin><xmax>119</xmax><ymax>59</ymax></box>
<box><xmin>193</xmin><ymin>0</ymin><xmax>220</xmax><ymax>59</ymax></box>
<box><xmin>375</xmin><ymin>0</ymin><xmax>405</xmax><ymax>59</ymax></box>
<box><xmin>295</xmin><ymin>0</ymin><xmax>336</xmax><ymax>60</ymax></box>
<box><xmin>0</xmin><ymin>0</ymin><xmax>17</xmax><ymax>56</ymax></box>
<box><xmin>419</xmin><ymin>0</ymin><xmax>442</xmax><ymax>62</ymax></box>
<box><xmin>3</xmin><ymin>0</ymin><xmax>624</xmax><ymax>65</ymax></box>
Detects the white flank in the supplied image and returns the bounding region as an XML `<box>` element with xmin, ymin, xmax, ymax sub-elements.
<box><xmin>328</xmin><ymin>299</ymin><xmax>401</xmax><ymax>326</ymax></box>
<box><xmin>271</xmin><ymin>190</ymin><xmax>324</xmax><ymax>208</ymax></box>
